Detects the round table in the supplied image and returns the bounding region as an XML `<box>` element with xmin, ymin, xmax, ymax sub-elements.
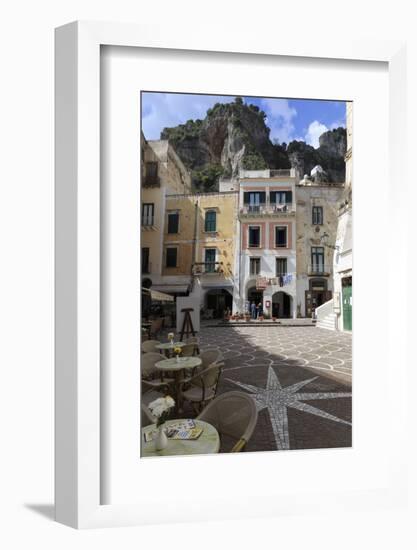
<box><xmin>155</xmin><ymin>341</ymin><xmax>186</xmax><ymax>357</ymax></box>
<box><xmin>141</xmin><ymin>419</ymin><xmax>220</xmax><ymax>457</ymax></box>
<box><xmin>156</xmin><ymin>356</ymin><xmax>202</xmax><ymax>411</ymax></box>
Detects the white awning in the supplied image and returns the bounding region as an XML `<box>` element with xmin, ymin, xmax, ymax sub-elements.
<box><xmin>142</xmin><ymin>287</ymin><xmax>174</xmax><ymax>302</ymax></box>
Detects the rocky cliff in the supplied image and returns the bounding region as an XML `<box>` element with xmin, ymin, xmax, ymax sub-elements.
<box><xmin>160</xmin><ymin>98</ymin><xmax>346</xmax><ymax>191</ymax></box>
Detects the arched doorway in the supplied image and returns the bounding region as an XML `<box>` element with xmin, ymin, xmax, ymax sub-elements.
<box><xmin>205</xmin><ymin>288</ymin><xmax>233</xmax><ymax>318</ymax></box>
<box><xmin>247</xmin><ymin>286</ymin><xmax>263</xmax><ymax>309</ymax></box>
<box><xmin>272</xmin><ymin>291</ymin><xmax>292</xmax><ymax>318</ymax></box>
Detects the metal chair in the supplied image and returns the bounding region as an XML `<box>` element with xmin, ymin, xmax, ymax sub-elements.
<box><xmin>141</xmin><ymin>339</ymin><xmax>160</xmax><ymax>354</ymax></box>
<box><xmin>197</xmin><ymin>391</ymin><xmax>258</xmax><ymax>452</ymax></box>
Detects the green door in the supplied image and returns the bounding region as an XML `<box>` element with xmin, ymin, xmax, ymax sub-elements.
<box><xmin>342</xmin><ymin>285</ymin><xmax>352</xmax><ymax>331</ymax></box>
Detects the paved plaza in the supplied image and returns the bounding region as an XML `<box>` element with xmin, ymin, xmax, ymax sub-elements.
<box><xmin>198</xmin><ymin>325</ymin><xmax>352</xmax><ymax>452</ymax></box>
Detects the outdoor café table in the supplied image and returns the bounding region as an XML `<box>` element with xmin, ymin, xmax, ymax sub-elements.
<box><xmin>155</xmin><ymin>356</ymin><xmax>202</xmax><ymax>411</ymax></box>
<box><xmin>141</xmin><ymin>419</ymin><xmax>220</xmax><ymax>457</ymax></box>
<box><xmin>155</xmin><ymin>341</ymin><xmax>186</xmax><ymax>357</ymax></box>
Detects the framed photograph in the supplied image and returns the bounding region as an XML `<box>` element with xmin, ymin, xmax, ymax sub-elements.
<box><xmin>55</xmin><ymin>21</ymin><xmax>407</xmax><ymax>528</ymax></box>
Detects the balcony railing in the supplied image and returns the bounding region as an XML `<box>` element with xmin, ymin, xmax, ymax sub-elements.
<box><xmin>308</xmin><ymin>264</ymin><xmax>332</xmax><ymax>276</ymax></box>
<box><xmin>192</xmin><ymin>261</ymin><xmax>224</xmax><ymax>275</ymax></box>
<box><xmin>239</xmin><ymin>202</ymin><xmax>295</xmax><ymax>216</ymax></box>
<box><xmin>142</xmin><ymin>175</ymin><xmax>160</xmax><ymax>188</ymax></box>
<box><xmin>142</xmin><ymin>216</ymin><xmax>155</xmax><ymax>227</ymax></box>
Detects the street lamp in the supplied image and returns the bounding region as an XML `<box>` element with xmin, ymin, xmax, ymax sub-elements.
<box><xmin>320</xmin><ymin>232</ymin><xmax>339</xmax><ymax>250</ymax></box>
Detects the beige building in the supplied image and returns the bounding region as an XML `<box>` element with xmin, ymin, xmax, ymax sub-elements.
<box><xmin>140</xmin><ymin>133</ymin><xmax>191</xmax><ymax>292</ymax></box>
<box><xmin>295</xmin><ymin>179</ymin><xmax>344</xmax><ymax>318</ymax></box>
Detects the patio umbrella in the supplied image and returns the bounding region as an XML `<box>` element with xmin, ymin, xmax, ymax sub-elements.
<box><xmin>142</xmin><ymin>287</ymin><xmax>174</xmax><ymax>302</ymax></box>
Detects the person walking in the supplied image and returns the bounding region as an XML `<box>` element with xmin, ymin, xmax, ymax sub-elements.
<box><xmin>250</xmin><ymin>301</ymin><xmax>256</xmax><ymax>320</ymax></box>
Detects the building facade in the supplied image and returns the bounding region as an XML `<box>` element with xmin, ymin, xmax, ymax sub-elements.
<box><xmin>160</xmin><ymin>191</ymin><xmax>238</xmax><ymax>317</ymax></box>
<box><xmin>332</xmin><ymin>102</ymin><xmax>353</xmax><ymax>331</ymax></box>
<box><xmin>295</xmin><ymin>178</ymin><xmax>344</xmax><ymax>318</ymax></box>
<box><xmin>233</xmin><ymin>169</ymin><xmax>298</xmax><ymax>318</ymax></box>
<box><xmin>141</xmin><ymin>134</ymin><xmax>350</xmax><ymax>325</ymax></box>
<box><xmin>140</xmin><ymin>133</ymin><xmax>192</xmax><ymax>294</ymax></box>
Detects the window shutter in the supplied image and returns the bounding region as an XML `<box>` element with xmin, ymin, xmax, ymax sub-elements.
<box><xmin>286</xmin><ymin>191</ymin><xmax>292</xmax><ymax>204</ymax></box>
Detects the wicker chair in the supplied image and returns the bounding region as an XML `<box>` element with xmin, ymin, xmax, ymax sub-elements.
<box><xmin>200</xmin><ymin>348</ymin><xmax>224</xmax><ymax>369</ymax></box>
<box><xmin>141</xmin><ymin>352</ymin><xmax>174</xmax><ymax>393</ymax></box>
<box><xmin>185</xmin><ymin>336</ymin><xmax>200</xmax><ymax>354</ymax></box>
<box><xmin>180</xmin><ymin>343</ymin><xmax>197</xmax><ymax>357</ymax></box>
<box><xmin>179</xmin><ymin>363</ymin><xmax>221</xmax><ymax>412</ymax></box>
<box><xmin>150</xmin><ymin>317</ymin><xmax>163</xmax><ymax>338</ymax></box>
<box><xmin>141</xmin><ymin>339</ymin><xmax>161</xmax><ymax>354</ymax></box>
<box><xmin>197</xmin><ymin>391</ymin><xmax>258</xmax><ymax>452</ymax></box>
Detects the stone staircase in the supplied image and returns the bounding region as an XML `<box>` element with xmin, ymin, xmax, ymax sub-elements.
<box><xmin>315</xmin><ymin>299</ymin><xmax>337</xmax><ymax>331</ymax></box>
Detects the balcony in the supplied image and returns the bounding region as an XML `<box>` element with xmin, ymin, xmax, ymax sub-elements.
<box><xmin>308</xmin><ymin>264</ymin><xmax>332</xmax><ymax>276</ymax></box>
<box><xmin>239</xmin><ymin>168</ymin><xmax>297</xmax><ymax>179</ymax></box>
<box><xmin>142</xmin><ymin>175</ymin><xmax>160</xmax><ymax>188</ymax></box>
<box><xmin>141</xmin><ymin>216</ymin><xmax>157</xmax><ymax>230</ymax></box>
<box><xmin>239</xmin><ymin>202</ymin><xmax>295</xmax><ymax>218</ymax></box>
<box><xmin>192</xmin><ymin>262</ymin><xmax>225</xmax><ymax>275</ymax></box>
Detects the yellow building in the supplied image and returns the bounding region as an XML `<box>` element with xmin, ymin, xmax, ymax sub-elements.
<box><xmin>160</xmin><ymin>191</ymin><xmax>238</xmax><ymax>316</ymax></box>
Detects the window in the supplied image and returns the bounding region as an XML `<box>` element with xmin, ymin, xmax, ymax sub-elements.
<box><xmin>250</xmin><ymin>257</ymin><xmax>261</xmax><ymax>275</ymax></box>
<box><xmin>312</xmin><ymin>206</ymin><xmax>323</xmax><ymax>225</ymax></box>
<box><xmin>142</xmin><ymin>203</ymin><xmax>154</xmax><ymax>226</ymax></box>
<box><xmin>205</xmin><ymin>210</ymin><xmax>217</xmax><ymax>232</ymax></box>
<box><xmin>248</xmin><ymin>226</ymin><xmax>260</xmax><ymax>247</ymax></box>
<box><xmin>276</xmin><ymin>258</ymin><xmax>287</xmax><ymax>277</ymax></box>
<box><xmin>167</xmin><ymin>211</ymin><xmax>179</xmax><ymax>234</ymax></box>
<box><xmin>205</xmin><ymin>248</ymin><xmax>216</xmax><ymax>272</ymax></box>
<box><xmin>165</xmin><ymin>248</ymin><xmax>177</xmax><ymax>268</ymax></box>
<box><xmin>275</xmin><ymin>226</ymin><xmax>287</xmax><ymax>247</ymax></box>
<box><xmin>311</xmin><ymin>246</ymin><xmax>325</xmax><ymax>273</ymax></box>
<box><xmin>270</xmin><ymin>191</ymin><xmax>292</xmax><ymax>205</ymax></box>
<box><xmin>145</xmin><ymin>161</ymin><xmax>158</xmax><ymax>185</ymax></box>
<box><xmin>141</xmin><ymin>247</ymin><xmax>150</xmax><ymax>274</ymax></box>
<box><xmin>243</xmin><ymin>191</ymin><xmax>266</xmax><ymax>211</ymax></box>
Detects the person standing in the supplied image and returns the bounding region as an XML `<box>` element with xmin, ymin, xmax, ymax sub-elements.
<box><xmin>257</xmin><ymin>302</ymin><xmax>263</xmax><ymax>319</ymax></box>
<box><xmin>250</xmin><ymin>301</ymin><xmax>256</xmax><ymax>320</ymax></box>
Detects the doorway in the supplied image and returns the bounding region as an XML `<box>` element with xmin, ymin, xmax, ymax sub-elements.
<box><xmin>305</xmin><ymin>278</ymin><xmax>332</xmax><ymax>318</ymax></box>
<box><xmin>272</xmin><ymin>291</ymin><xmax>292</xmax><ymax>318</ymax></box>
<box><xmin>205</xmin><ymin>288</ymin><xmax>233</xmax><ymax>318</ymax></box>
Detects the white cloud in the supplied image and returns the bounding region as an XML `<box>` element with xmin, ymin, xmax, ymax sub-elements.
<box><xmin>329</xmin><ymin>119</ymin><xmax>346</xmax><ymax>130</ymax></box>
<box><xmin>141</xmin><ymin>93</ymin><xmax>234</xmax><ymax>140</ymax></box>
<box><xmin>260</xmin><ymin>98</ymin><xmax>297</xmax><ymax>144</ymax></box>
<box><xmin>305</xmin><ymin>120</ymin><xmax>328</xmax><ymax>148</ymax></box>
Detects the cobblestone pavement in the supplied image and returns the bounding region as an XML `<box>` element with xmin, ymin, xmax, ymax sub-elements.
<box><xmin>198</xmin><ymin>325</ymin><xmax>352</xmax><ymax>452</ymax></box>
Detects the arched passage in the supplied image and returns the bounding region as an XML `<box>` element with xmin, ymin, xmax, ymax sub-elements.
<box><xmin>205</xmin><ymin>288</ymin><xmax>233</xmax><ymax>318</ymax></box>
<box><xmin>247</xmin><ymin>286</ymin><xmax>263</xmax><ymax>308</ymax></box>
<box><xmin>272</xmin><ymin>291</ymin><xmax>292</xmax><ymax>318</ymax></box>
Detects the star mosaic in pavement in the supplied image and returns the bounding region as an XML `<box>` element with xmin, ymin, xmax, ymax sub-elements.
<box><xmin>226</xmin><ymin>366</ymin><xmax>352</xmax><ymax>450</ymax></box>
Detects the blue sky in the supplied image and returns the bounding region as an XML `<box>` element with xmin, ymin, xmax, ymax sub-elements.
<box><xmin>141</xmin><ymin>92</ymin><xmax>346</xmax><ymax>148</ymax></box>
